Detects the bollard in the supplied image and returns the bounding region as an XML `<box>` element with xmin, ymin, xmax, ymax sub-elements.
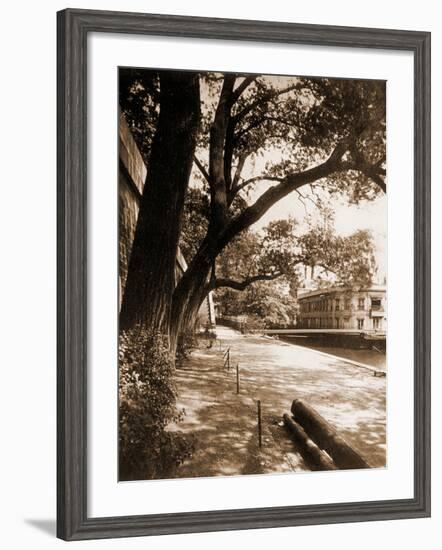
<box><xmin>257</xmin><ymin>400</ymin><xmax>262</xmax><ymax>448</ymax></box>
<box><xmin>223</xmin><ymin>348</ymin><xmax>230</xmax><ymax>370</ymax></box>
<box><xmin>236</xmin><ymin>364</ymin><xmax>240</xmax><ymax>394</ymax></box>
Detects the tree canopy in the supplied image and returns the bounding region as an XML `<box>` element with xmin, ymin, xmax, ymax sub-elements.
<box><xmin>119</xmin><ymin>68</ymin><xmax>386</xmax><ymax>345</ymax></box>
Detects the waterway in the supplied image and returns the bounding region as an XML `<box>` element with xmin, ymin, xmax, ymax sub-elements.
<box><xmin>280</xmin><ymin>336</ymin><xmax>386</xmax><ymax>371</ymax></box>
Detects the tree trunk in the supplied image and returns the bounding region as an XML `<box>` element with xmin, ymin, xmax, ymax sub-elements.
<box><xmin>119</xmin><ymin>72</ymin><xmax>200</xmax><ymax>335</ymax></box>
<box><xmin>169</xmin><ymin>234</ymin><xmax>216</xmax><ymax>352</ymax></box>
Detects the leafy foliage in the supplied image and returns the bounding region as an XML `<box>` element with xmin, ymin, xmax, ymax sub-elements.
<box><xmin>219</xmin><ymin>280</ymin><xmax>297</xmax><ymax>328</ymax></box>
<box><xmin>179</xmin><ymin>187</ymin><xmax>210</xmax><ymax>262</ymax></box>
<box><xmin>121</xmin><ymin>70</ymin><xmax>385</xmax><ymax>220</ymax></box>
<box><xmin>119</xmin><ymin>68</ymin><xmax>160</xmax><ymax>165</ymax></box>
<box><xmin>215</xmin><ymin>212</ymin><xmax>376</xmax><ymax>326</ymax></box>
<box><xmin>216</xmin><ymin>217</ymin><xmax>300</xmax><ymax>286</ymax></box>
<box><xmin>195</xmin><ymin>73</ymin><xmax>385</xmax><ymax>204</ymax></box>
<box><xmin>175</xmin><ymin>329</ymin><xmax>198</xmax><ymax>364</ymax></box>
<box><xmin>119</xmin><ymin>328</ymin><xmax>192</xmax><ymax>480</ymax></box>
<box><xmin>297</xmin><ymin>223</ymin><xmax>376</xmax><ymax>287</ymax></box>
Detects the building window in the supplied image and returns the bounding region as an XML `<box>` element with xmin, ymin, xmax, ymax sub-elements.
<box><xmin>358</xmin><ymin>297</ymin><xmax>365</xmax><ymax>310</ymax></box>
<box><xmin>357</xmin><ymin>318</ymin><xmax>364</xmax><ymax>330</ymax></box>
<box><xmin>371</xmin><ymin>297</ymin><xmax>382</xmax><ymax>309</ymax></box>
<box><xmin>335</xmin><ymin>299</ymin><xmax>340</xmax><ymax>311</ymax></box>
<box><xmin>345</xmin><ymin>299</ymin><xmax>351</xmax><ymax>310</ymax></box>
<box><xmin>373</xmin><ymin>317</ymin><xmax>380</xmax><ymax>330</ymax></box>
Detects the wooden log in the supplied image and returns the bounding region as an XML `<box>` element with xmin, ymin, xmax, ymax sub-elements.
<box><xmin>283</xmin><ymin>414</ymin><xmax>337</xmax><ymax>471</ymax></box>
<box><xmin>291</xmin><ymin>399</ymin><xmax>370</xmax><ymax>470</ymax></box>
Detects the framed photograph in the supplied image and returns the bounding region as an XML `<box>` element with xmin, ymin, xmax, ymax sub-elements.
<box><xmin>57</xmin><ymin>8</ymin><xmax>431</xmax><ymax>541</ymax></box>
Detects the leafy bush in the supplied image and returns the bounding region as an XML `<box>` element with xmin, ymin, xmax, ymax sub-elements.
<box><xmin>119</xmin><ymin>328</ymin><xmax>192</xmax><ymax>480</ymax></box>
<box><xmin>175</xmin><ymin>330</ymin><xmax>197</xmax><ymax>363</ymax></box>
<box><xmin>241</xmin><ymin>314</ymin><xmax>266</xmax><ymax>333</ymax></box>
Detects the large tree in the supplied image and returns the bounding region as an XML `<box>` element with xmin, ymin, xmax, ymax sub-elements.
<box><xmin>119</xmin><ymin>70</ymin><xmax>201</xmax><ymax>333</ymax></box>
<box><xmin>120</xmin><ymin>70</ymin><xmax>386</xmax><ymax>352</ymax></box>
<box><xmin>170</xmin><ymin>74</ymin><xmax>385</xmax><ymax>346</ymax></box>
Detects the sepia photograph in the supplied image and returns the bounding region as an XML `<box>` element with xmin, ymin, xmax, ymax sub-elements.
<box><xmin>118</xmin><ymin>67</ymin><xmax>387</xmax><ymax>482</ymax></box>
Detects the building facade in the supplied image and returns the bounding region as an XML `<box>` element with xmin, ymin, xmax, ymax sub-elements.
<box><xmin>296</xmin><ymin>285</ymin><xmax>386</xmax><ymax>332</ymax></box>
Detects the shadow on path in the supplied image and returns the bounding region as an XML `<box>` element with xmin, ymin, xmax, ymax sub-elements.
<box><xmin>169</xmin><ymin>326</ymin><xmax>386</xmax><ymax>479</ymax></box>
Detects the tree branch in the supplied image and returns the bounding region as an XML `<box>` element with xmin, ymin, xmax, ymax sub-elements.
<box><xmin>223</xmin><ymin>116</ymin><xmax>238</xmax><ymax>192</ymax></box>
<box><xmin>364</xmin><ymin>171</ymin><xmax>386</xmax><ymax>193</ymax></box>
<box><xmin>209</xmin><ymin>75</ymin><xmax>237</xmax><ymax>225</ymax></box>
<box><xmin>211</xmin><ymin>272</ymin><xmax>282</xmax><ymax>291</ymax></box>
<box><xmin>235</xmin><ymin>115</ymin><xmax>295</xmax><ymax>141</ymax></box>
<box><xmin>231</xmin><ymin>154</ymin><xmax>248</xmax><ymax>189</ymax></box>
<box><xmin>341</xmin><ymin>149</ymin><xmax>387</xmax><ymax>193</ymax></box>
<box><xmin>232</xmin><ymin>83</ymin><xmax>303</xmax><ymax>123</ymax></box>
<box><xmin>219</xmin><ymin>143</ymin><xmax>348</xmax><ymax>249</ymax></box>
<box><xmin>194</xmin><ymin>155</ymin><xmax>211</xmax><ymax>184</ymax></box>
<box><xmin>231</xmin><ymin>76</ymin><xmax>257</xmax><ymax>103</ymax></box>
<box><xmin>229</xmin><ymin>175</ymin><xmax>283</xmax><ymax>202</ymax></box>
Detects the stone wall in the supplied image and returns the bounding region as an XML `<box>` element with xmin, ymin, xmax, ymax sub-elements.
<box><xmin>118</xmin><ymin>113</ymin><xmax>147</xmax><ymax>304</ymax></box>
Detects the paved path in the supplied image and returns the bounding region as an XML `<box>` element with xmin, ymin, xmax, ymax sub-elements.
<box><xmin>170</xmin><ymin>326</ymin><xmax>386</xmax><ymax>479</ymax></box>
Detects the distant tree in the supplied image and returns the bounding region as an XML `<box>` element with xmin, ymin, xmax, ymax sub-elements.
<box><xmin>296</xmin><ymin>226</ymin><xmax>377</xmax><ymax>287</ymax></box>
<box><xmin>218</xmin><ymin>279</ymin><xmax>297</xmax><ymax>328</ymax></box>
<box><xmin>213</xmin><ymin>218</ymin><xmax>298</xmax><ymax>290</ymax></box>
<box><xmin>214</xmin><ymin>214</ymin><xmax>376</xmax><ymax>324</ymax></box>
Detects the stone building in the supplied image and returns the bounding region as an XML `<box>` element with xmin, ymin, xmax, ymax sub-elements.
<box><xmin>118</xmin><ymin>112</ymin><xmax>216</xmax><ymax>328</ymax></box>
<box><xmin>296</xmin><ymin>285</ymin><xmax>386</xmax><ymax>332</ymax></box>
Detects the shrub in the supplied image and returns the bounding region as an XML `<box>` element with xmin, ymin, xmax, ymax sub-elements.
<box><xmin>119</xmin><ymin>328</ymin><xmax>192</xmax><ymax>480</ymax></box>
<box><xmin>175</xmin><ymin>330</ymin><xmax>197</xmax><ymax>363</ymax></box>
<box><xmin>242</xmin><ymin>315</ymin><xmax>266</xmax><ymax>333</ymax></box>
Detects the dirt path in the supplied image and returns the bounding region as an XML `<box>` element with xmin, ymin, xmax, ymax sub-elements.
<box><xmin>169</xmin><ymin>326</ymin><xmax>386</xmax><ymax>479</ymax></box>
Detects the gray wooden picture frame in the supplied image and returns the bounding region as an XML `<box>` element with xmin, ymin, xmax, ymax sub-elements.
<box><xmin>57</xmin><ymin>8</ymin><xmax>431</xmax><ymax>541</ymax></box>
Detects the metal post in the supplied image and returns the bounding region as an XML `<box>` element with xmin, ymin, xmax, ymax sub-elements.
<box><xmin>223</xmin><ymin>347</ymin><xmax>230</xmax><ymax>370</ymax></box>
<box><xmin>236</xmin><ymin>364</ymin><xmax>240</xmax><ymax>394</ymax></box>
<box><xmin>257</xmin><ymin>400</ymin><xmax>262</xmax><ymax>448</ymax></box>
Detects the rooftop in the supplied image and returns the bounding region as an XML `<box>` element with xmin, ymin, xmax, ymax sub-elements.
<box><xmin>297</xmin><ymin>284</ymin><xmax>386</xmax><ymax>301</ymax></box>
